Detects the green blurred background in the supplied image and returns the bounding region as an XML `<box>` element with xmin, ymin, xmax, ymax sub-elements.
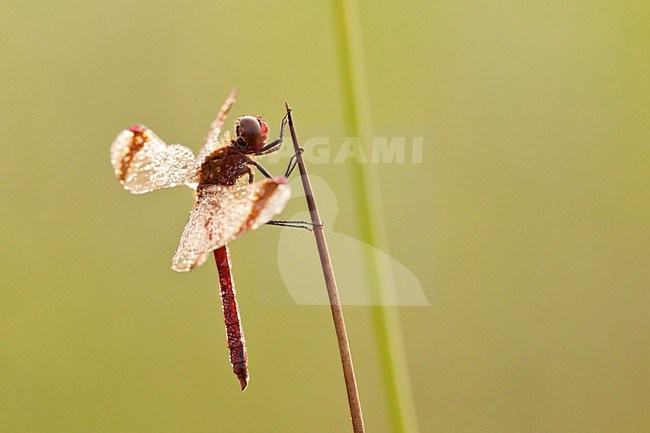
<box><xmin>1</xmin><ymin>0</ymin><xmax>649</xmax><ymax>432</ymax></box>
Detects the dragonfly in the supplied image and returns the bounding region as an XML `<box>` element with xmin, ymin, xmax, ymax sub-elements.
<box><xmin>110</xmin><ymin>89</ymin><xmax>305</xmax><ymax>390</ymax></box>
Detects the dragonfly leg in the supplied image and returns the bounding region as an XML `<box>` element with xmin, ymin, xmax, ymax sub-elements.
<box><xmin>249</xmin><ymin>160</ymin><xmax>273</xmax><ymax>179</ymax></box>
<box><xmin>284</xmin><ymin>147</ymin><xmax>304</xmax><ymax>178</ymax></box>
<box><xmin>267</xmin><ymin>219</ymin><xmax>323</xmax><ymax>232</ymax></box>
<box><xmin>255</xmin><ymin>139</ymin><xmax>281</xmax><ymax>155</ymax></box>
<box><xmin>254</xmin><ymin>112</ymin><xmax>289</xmax><ymax>155</ymax></box>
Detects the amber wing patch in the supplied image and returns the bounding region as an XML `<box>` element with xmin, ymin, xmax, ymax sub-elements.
<box><xmin>171</xmin><ymin>177</ymin><xmax>290</xmax><ymax>272</ymax></box>
<box><xmin>110</xmin><ymin>126</ymin><xmax>195</xmax><ymax>194</ymax></box>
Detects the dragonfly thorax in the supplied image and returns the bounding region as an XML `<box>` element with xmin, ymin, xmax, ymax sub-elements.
<box><xmin>198</xmin><ymin>147</ymin><xmax>250</xmax><ymax>187</ymax></box>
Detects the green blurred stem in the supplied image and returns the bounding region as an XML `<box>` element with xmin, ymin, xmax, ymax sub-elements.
<box><xmin>330</xmin><ymin>1</ymin><xmax>421</xmax><ymax>433</ymax></box>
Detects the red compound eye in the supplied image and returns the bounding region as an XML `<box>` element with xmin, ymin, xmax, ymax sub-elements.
<box><xmin>259</xmin><ymin>120</ymin><xmax>269</xmax><ymax>142</ymax></box>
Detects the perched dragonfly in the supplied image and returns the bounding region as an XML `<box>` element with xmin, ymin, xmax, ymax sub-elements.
<box><xmin>110</xmin><ymin>89</ymin><xmax>304</xmax><ymax>390</ymax></box>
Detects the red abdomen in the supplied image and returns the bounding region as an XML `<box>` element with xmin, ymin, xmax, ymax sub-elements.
<box><xmin>213</xmin><ymin>246</ymin><xmax>249</xmax><ymax>390</ymax></box>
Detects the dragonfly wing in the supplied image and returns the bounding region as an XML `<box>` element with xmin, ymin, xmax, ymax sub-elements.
<box><xmin>192</xmin><ymin>89</ymin><xmax>238</xmax><ymax>171</ymax></box>
<box><xmin>172</xmin><ymin>177</ymin><xmax>290</xmax><ymax>272</ymax></box>
<box><xmin>110</xmin><ymin>126</ymin><xmax>195</xmax><ymax>194</ymax></box>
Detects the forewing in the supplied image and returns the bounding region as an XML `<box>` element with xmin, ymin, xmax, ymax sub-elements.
<box><xmin>110</xmin><ymin>126</ymin><xmax>195</xmax><ymax>194</ymax></box>
<box><xmin>194</xmin><ymin>89</ymin><xmax>238</xmax><ymax>168</ymax></box>
<box><xmin>172</xmin><ymin>177</ymin><xmax>290</xmax><ymax>272</ymax></box>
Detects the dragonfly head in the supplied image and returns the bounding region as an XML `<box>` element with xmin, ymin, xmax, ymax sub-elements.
<box><xmin>235</xmin><ymin>115</ymin><xmax>269</xmax><ymax>153</ymax></box>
